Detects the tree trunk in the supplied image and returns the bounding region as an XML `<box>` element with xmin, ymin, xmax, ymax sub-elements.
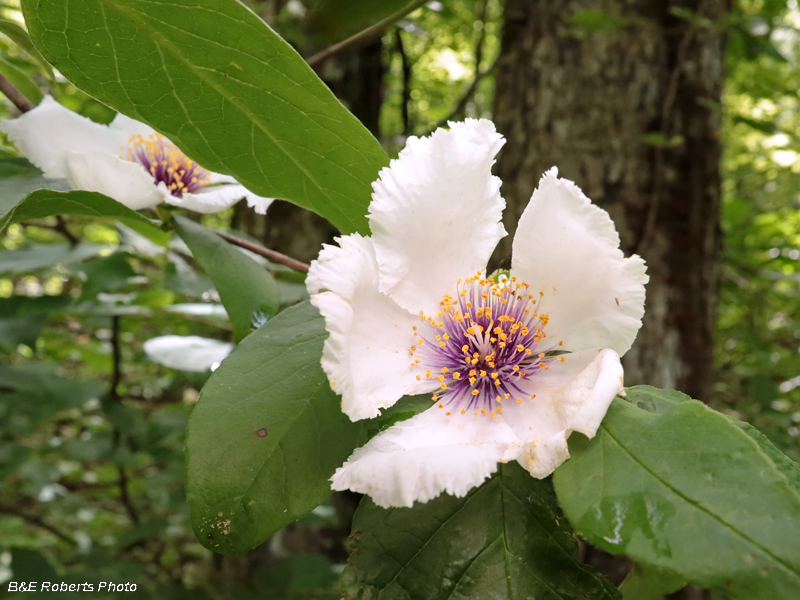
<box><xmin>493</xmin><ymin>0</ymin><xmax>728</xmax><ymax>403</ymax></box>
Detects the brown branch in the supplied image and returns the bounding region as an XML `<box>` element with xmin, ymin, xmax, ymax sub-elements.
<box><xmin>0</xmin><ymin>501</ymin><xmax>77</xmax><ymax>545</ymax></box>
<box><xmin>307</xmin><ymin>0</ymin><xmax>428</xmax><ymax>70</ymax></box>
<box><xmin>0</xmin><ymin>72</ymin><xmax>34</xmax><ymax>113</ymax></box>
<box><xmin>216</xmin><ymin>230</ymin><xmax>309</xmax><ymax>273</ymax></box>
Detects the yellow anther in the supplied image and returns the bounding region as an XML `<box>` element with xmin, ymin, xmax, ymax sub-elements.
<box><xmin>461</xmin><ymin>409</ymin><xmax>466</xmax><ymax>415</ymax></box>
<box><xmin>481</xmin><ymin>408</ymin><xmax>487</xmax><ymax>414</ymax></box>
<box><xmin>558</xmin><ymin>356</ymin><xmax>566</xmax><ymax>362</ymax></box>
<box><xmin>512</xmin><ymin>365</ymin><xmax>520</xmax><ymax>372</ymax></box>
<box><xmin>441</xmin><ymin>367</ymin><xmax>449</xmax><ymax>374</ymax></box>
<box><xmin>517</xmin><ymin>398</ymin><xmax>523</xmax><ymax>404</ymax></box>
<box><xmin>439</xmin><ymin>342</ymin><xmax>447</xmax><ymax>348</ymax></box>
<box><xmin>426</xmin><ymin>370</ymin><xmax>431</xmax><ymax>379</ymax></box>
<box><xmin>497</xmin><ymin>406</ymin><xmax>503</xmax><ymax>413</ymax></box>
<box><xmin>516</xmin><ymin>344</ymin><xmax>525</xmax><ymax>352</ymax></box>
<box><xmin>453</xmin><ymin>372</ymin><xmax>461</xmax><ymax>379</ymax></box>
<box><xmin>472</xmin><ymin>389</ymin><xmax>480</xmax><ymax>396</ymax></box>
<box><xmin>530</xmin><ymin>394</ymin><xmax>536</xmax><ymax>399</ymax></box>
<box><xmin>416</xmin><ymin>375</ymin><xmax>421</xmax><ymax>381</ymax></box>
<box><xmin>437</xmin><ymin>375</ymin><xmax>445</xmax><ymax>382</ymax></box>
<box><xmin>480</xmin><ymin>370</ymin><xmax>486</xmax><ymax>377</ymax></box>
<box><xmin>462</xmin><ymin>345</ymin><xmax>469</xmax><ymax>352</ymax></box>
<box><xmin>539</xmin><ymin>353</ymin><xmax>546</xmax><ymax>358</ymax></box>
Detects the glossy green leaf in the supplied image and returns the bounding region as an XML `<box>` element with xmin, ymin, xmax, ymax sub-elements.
<box><xmin>619</xmin><ymin>564</ymin><xmax>685</xmax><ymax>600</ymax></box>
<box><xmin>23</xmin><ymin>0</ymin><xmax>389</xmax><ymax>234</ymax></box>
<box><xmin>553</xmin><ymin>386</ymin><xmax>800</xmax><ymax>600</ymax></box>
<box><xmin>342</xmin><ymin>463</ymin><xmax>619</xmax><ymax>600</ymax></box>
<box><xmin>184</xmin><ymin>300</ymin><xmax>365</xmax><ymax>556</ymax></box>
<box><xmin>185</xmin><ymin>300</ymin><xmax>430</xmax><ymax>556</ymax></box>
<box><xmin>0</xmin><ymin>243</ymin><xmax>103</xmax><ymax>276</ymax></box>
<box><xmin>174</xmin><ymin>216</ymin><xmax>280</xmax><ymax>342</ymax></box>
<box><xmin>1</xmin><ymin>188</ymin><xmax>159</xmax><ymax>232</ymax></box>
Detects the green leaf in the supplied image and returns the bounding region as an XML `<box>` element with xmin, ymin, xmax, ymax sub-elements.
<box><xmin>0</xmin><ymin>17</ymin><xmax>55</xmax><ymax>78</ymax></box>
<box><xmin>0</xmin><ymin>363</ymin><xmax>104</xmax><ymax>423</ymax></box>
<box><xmin>0</xmin><ymin>54</ymin><xmax>43</xmax><ymax>105</ymax></box>
<box><xmin>174</xmin><ymin>216</ymin><xmax>280</xmax><ymax>342</ymax></box>
<box><xmin>0</xmin><ymin>158</ymin><xmax>70</xmax><ymax>220</ymax></box>
<box><xmin>619</xmin><ymin>564</ymin><xmax>685</xmax><ymax>600</ymax></box>
<box><xmin>10</xmin><ymin>547</ymin><xmax>58</xmax><ymax>582</ymax></box>
<box><xmin>0</xmin><ymin>294</ymin><xmax>71</xmax><ymax>351</ymax></box>
<box><xmin>1</xmin><ymin>188</ymin><xmax>159</xmax><ymax>232</ymax></box>
<box><xmin>185</xmin><ymin>300</ymin><xmax>430</xmax><ymax>556</ymax></box>
<box><xmin>23</xmin><ymin>0</ymin><xmax>389</xmax><ymax>234</ymax></box>
<box><xmin>0</xmin><ymin>242</ymin><xmax>104</xmax><ymax>276</ymax></box>
<box><xmin>185</xmin><ymin>300</ymin><xmax>366</xmax><ymax>556</ymax></box>
<box><xmin>567</xmin><ymin>9</ymin><xmax>631</xmax><ymax>34</ymax></box>
<box><xmin>553</xmin><ymin>386</ymin><xmax>800</xmax><ymax>600</ymax></box>
<box><xmin>341</xmin><ymin>463</ymin><xmax>619</xmax><ymax>600</ymax></box>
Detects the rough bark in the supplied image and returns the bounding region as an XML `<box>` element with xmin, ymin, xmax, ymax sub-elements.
<box><xmin>493</xmin><ymin>0</ymin><xmax>728</xmax><ymax>403</ymax></box>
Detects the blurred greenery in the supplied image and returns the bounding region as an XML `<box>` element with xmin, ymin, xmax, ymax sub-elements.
<box><xmin>0</xmin><ymin>0</ymin><xmax>799</xmax><ymax>597</ymax></box>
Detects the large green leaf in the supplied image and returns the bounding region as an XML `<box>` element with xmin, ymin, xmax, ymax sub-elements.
<box><xmin>1</xmin><ymin>188</ymin><xmax>159</xmax><ymax>231</ymax></box>
<box><xmin>553</xmin><ymin>386</ymin><xmax>800</xmax><ymax>600</ymax></box>
<box><xmin>23</xmin><ymin>0</ymin><xmax>388</xmax><ymax>234</ymax></box>
<box><xmin>341</xmin><ymin>463</ymin><xmax>619</xmax><ymax>600</ymax></box>
<box><xmin>185</xmin><ymin>300</ymin><xmax>430</xmax><ymax>556</ymax></box>
<box><xmin>174</xmin><ymin>216</ymin><xmax>279</xmax><ymax>342</ymax></box>
<box><xmin>0</xmin><ymin>243</ymin><xmax>103</xmax><ymax>276</ymax></box>
<box><xmin>0</xmin><ymin>158</ymin><xmax>69</xmax><ymax>220</ymax></box>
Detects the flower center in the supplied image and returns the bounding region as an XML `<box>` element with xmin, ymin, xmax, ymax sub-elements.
<box><xmin>124</xmin><ymin>133</ymin><xmax>211</xmax><ymax>197</ymax></box>
<box><xmin>410</xmin><ymin>273</ymin><xmax>563</xmax><ymax>417</ymax></box>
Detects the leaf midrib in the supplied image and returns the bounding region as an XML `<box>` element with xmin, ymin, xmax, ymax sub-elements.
<box><xmin>601</xmin><ymin>419</ymin><xmax>800</xmax><ymax>582</ymax></box>
<box><xmin>90</xmin><ymin>0</ymin><xmax>367</xmax><ymax>232</ymax></box>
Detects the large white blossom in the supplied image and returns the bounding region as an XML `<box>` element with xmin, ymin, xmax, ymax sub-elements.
<box><xmin>307</xmin><ymin>119</ymin><xmax>648</xmax><ymax>508</ymax></box>
<box><xmin>0</xmin><ymin>96</ymin><xmax>272</xmax><ymax>214</ymax></box>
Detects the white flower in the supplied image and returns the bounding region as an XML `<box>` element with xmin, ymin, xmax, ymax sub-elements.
<box><xmin>306</xmin><ymin>119</ymin><xmax>648</xmax><ymax>508</ymax></box>
<box><xmin>0</xmin><ymin>96</ymin><xmax>273</xmax><ymax>214</ymax></box>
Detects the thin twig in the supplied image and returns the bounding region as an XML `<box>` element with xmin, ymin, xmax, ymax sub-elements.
<box><xmin>306</xmin><ymin>0</ymin><xmax>428</xmax><ymax>69</ymax></box>
<box><xmin>0</xmin><ymin>72</ymin><xmax>33</xmax><ymax>113</ymax></box>
<box><xmin>216</xmin><ymin>230</ymin><xmax>309</xmax><ymax>274</ymax></box>
<box><xmin>435</xmin><ymin>56</ymin><xmax>499</xmax><ymax>130</ymax></box>
<box><xmin>110</xmin><ymin>315</ymin><xmax>122</xmax><ymax>401</ymax></box>
<box><xmin>108</xmin><ymin>316</ymin><xmax>140</xmax><ymax>525</ymax></box>
<box><xmin>117</xmin><ymin>465</ymin><xmax>140</xmax><ymax>525</ymax></box>
<box><xmin>394</xmin><ymin>28</ymin><xmax>412</xmax><ymax>135</ymax></box>
<box><xmin>0</xmin><ymin>502</ymin><xmax>77</xmax><ymax>545</ymax></box>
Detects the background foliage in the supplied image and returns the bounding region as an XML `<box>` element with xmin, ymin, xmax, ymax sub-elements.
<box><xmin>0</xmin><ymin>0</ymin><xmax>799</xmax><ymax>598</ymax></box>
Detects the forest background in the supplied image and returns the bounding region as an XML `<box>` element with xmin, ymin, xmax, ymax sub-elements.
<box><xmin>0</xmin><ymin>0</ymin><xmax>798</xmax><ymax>598</ymax></box>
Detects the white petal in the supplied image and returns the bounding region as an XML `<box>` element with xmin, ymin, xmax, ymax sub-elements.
<box><xmin>0</xmin><ymin>95</ymin><xmax>127</xmax><ymax>178</ymax></box>
<box><xmin>109</xmin><ymin>112</ymin><xmax>156</xmax><ymax>138</ymax></box>
<box><xmin>64</xmin><ymin>151</ymin><xmax>166</xmax><ymax>210</ymax></box>
<box><xmin>501</xmin><ymin>348</ymin><xmax>624</xmax><ymax>478</ymax></box>
<box><xmin>143</xmin><ymin>335</ymin><xmax>233</xmax><ymax>372</ymax></box>
<box><xmin>511</xmin><ymin>169</ymin><xmax>647</xmax><ymax>356</ymax></box>
<box><xmin>332</xmin><ymin>405</ymin><xmax>522</xmax><ymax>508</ymax></box>
<box><xmin>307</xmin><ymin>234</ymin><xmax>434</xmax><ymax>421</ymax></box>
<box><xmin>166</xmin><ymin>184</ymin><xmax>273</xmax><ymax>215</ymax></box>
<box><xmin>368</xmin><ymin>119</ymin><xmax>507</xmax><ymax>316</ymax></box>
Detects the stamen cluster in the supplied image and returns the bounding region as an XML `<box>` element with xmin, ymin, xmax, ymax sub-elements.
<box><xmin>410</xmin><ymin>274</ymin><xmax>563</xmax><ymax>417</ymax></box>
<box><xmin>124</xmin><ymin>133</ymin><xmax>211</xmax><ymax>197</ymax></box>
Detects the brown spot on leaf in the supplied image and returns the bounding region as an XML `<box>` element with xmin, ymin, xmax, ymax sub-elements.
<box><xmin>206</xmin><ymin>533</ymin><xmax>214</xmax><ymax>540</ymax></box>
<box><xmin>253</xmin><ymin>428</ymin><xmax>268</xmax><ymax>438</ymax></box>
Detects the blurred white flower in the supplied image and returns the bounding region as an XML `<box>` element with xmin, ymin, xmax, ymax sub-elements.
<box><xmin>307</xmin><ymin>119</ymin><xmax>648</xmax><ymax>508</ymax></box>
<box><xmin>0</xmin><ymin>96</ymin><xmax>273</xmax><ymax>214</ymax></box>
<box><xmin>143</xmin><ymin>335</ymin><xmax>233</xmax><ymax>372</ymax></box>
